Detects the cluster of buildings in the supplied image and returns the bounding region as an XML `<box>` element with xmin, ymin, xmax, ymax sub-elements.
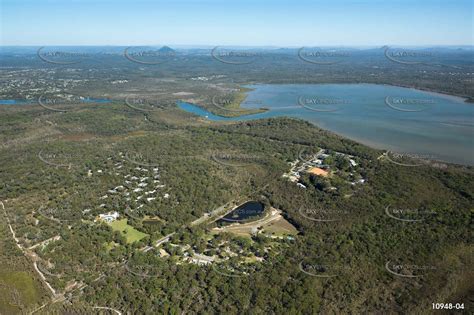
<box><xmin>1</xmin><ymin>69</ymin><xmax>88</xmax><ymax>100</ymax></box>
<box><xmin>283</xmin><ymin>150</ymin><xmax>331</xmax><ymax>183</ymax></box>
<box><xmin>90</xmin><ymin>152</ymin><xmax>171</xmax><ymax>224</ymax></box>
<box><xmin>283</xmin><ymin>149</ymin><xmax>365</xmax><ymax>189</ymax></box>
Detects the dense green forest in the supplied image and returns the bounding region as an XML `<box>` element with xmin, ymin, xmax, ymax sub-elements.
<box><xmin>0</xmin><ymin>96</ymin><xmax>472</xmax><ymax>314</ymax></box>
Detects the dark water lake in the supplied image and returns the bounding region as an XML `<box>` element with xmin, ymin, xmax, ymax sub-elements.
<box><xmin>178</xmin><ymin>84</ymin><xmax>474</xmax><ymax>166</ymax></box>
<box><xmin>219</xmin><ymin>201</ymin><xmax>265</xmax><ymax>223</ymax></box>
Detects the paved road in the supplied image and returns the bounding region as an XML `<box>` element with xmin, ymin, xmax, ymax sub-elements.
<box><xmin>143</xmin><ymin>190</ymin><xmax>267</xmax><ymax>253</ymax></box>
<box><xmin>143</xmin><ymin>232</ymin><xmax>176</xmax><ymax>252</ymax></box>
<box><xmin>143</xmin><ymin>201</ymin><xmax>239</xmax><ymax>252</ymax></box>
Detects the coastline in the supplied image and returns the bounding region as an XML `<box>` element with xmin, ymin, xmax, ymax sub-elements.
<box><xmin>245</xmin><ymin>82</ymin><xmax>470</xmax><ymax>104</ymax></box>
<box><xmin>178</xmin><ymin>83</ymin><xmax>474</xmax><ymax>166</ymax></box>
<box><xmin>379</xmin><ymin>83</ymin><xmax>470</xmax><ymax>104</ymax></box>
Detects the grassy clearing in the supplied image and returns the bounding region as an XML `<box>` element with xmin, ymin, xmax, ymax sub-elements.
<box><xmin>109</xmin><ymin>219</ymin><xmax>148</xmax><ymax>244</ymax></box>
<box><xmin>263</xmin><ymin>217</ymin><xmax>299</xmax><ymax>236</ymax></box>
<box><xmin>0</xmin><ymin>270</ymin><xmax>43</xmax><ymax>314</ymax></box>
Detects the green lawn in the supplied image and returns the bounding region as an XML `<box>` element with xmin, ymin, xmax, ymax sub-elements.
<box><xmin>108</xmin><ymin>219</ymin><xmax>148</xmax><ymax>244</ymax></box>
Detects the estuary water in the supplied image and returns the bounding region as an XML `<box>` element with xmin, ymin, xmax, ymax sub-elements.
<box><xmin>178</xmin><ymin>84</ymin><xmax>474</xmax><ymax>165</ymax></box>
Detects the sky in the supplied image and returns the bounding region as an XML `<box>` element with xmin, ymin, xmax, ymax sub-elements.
<box><xmin>1</xmin><ymin>0</ymin><xmax>472</xmax><ymax>46</ymax></box>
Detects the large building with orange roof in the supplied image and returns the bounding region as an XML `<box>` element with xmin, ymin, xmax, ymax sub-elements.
<box><xmin>307</xmin><ymin>167</ymin><xmax>329</xmax><ymax>177</ymax></box>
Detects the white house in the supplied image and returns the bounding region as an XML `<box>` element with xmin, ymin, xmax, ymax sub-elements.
<box><xmin>297</xmin><ymin>183</ymin><xmax>307</xmax><ymax>189</ymax></box>
<box><xmin>98</xmin><ymin>211</ymin><xmax>119</xmax><ymax>223</ymax></box>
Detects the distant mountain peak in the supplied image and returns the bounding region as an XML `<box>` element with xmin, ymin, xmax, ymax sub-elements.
<box><xmin>158</xmin><ymin>46</ymin><xmax>175</xmax><ymax>53</ymax></box>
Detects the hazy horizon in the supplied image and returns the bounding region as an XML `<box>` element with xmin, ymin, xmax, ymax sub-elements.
<box><xmin>1</xmin><ymin>44</ymin><xmax>473</xmax><ymax>49</ymax></box>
